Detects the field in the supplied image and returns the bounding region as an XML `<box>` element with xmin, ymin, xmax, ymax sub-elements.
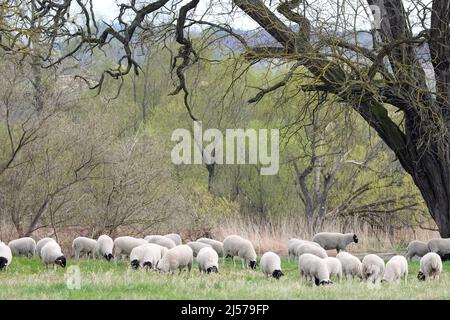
<box><xmin>1</xmin><ymin>256</ymin><xmax>450</xmax><ymax>299</ymax></box>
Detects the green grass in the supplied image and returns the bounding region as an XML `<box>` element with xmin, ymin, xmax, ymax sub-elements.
<box><xmin>1</xmin><ymin>256</ymin><xmax>450</xmax><ymax>299</ymax></box>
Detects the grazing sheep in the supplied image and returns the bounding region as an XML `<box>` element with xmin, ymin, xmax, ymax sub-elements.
<box><xmin>405</xmin><ymin>240</ymin><xmax>429</xmax><ymax>260</ymax></box>
<box><xmin>382</xmin><ymin>255</ymin><xmax>408</xmax><ymax>284</ymax></box>
<box><xmin>95</xmin><ymin>235</ymin><xmax>114</xmax><ymax>261</ymax></box>
<box><xmin>41</xmin><ymin>241</ymin><xmax>66</xmax><ymax>270</ymax></box>
<box><xmin>418</xmin><ymin>252</ymin><xmax>442</xmax><ymax>281</ymax></box>
<box><xmin>324</xmin><ymin>257</ymin><xmax>343</xmax><ymax>282</ymax></box>
<box><xmin>164</xmin><ymin>233</ymin><xmax>182</xmax><ymax>246</ymax></box>
<box><xmin>113</xmin><ymin>236</ymin><xmax>147</xmax><ymax>261</ymax></box>
<box><xmin>156</xmin><ymin>245</ymin><xmax>193</xmax><ymax>274</ymax></box>
<box><xmin>72</xmin><ymin>237</ymin><xmax>97</xmax><ymax>259</ymax></box>
<box><xmin>196</xmin><ymin>247</ymin><xmax>219</xmax><ymax>274</ymax></box>
<box><xmin>288</xmin><ymin>239</ymin><xmax>320</xmax><ymax>262</ymax></box>
<box><xmin>223</xmin><ymin>235</ymin><xmax>257</xmax><ymax>269</ymax></box>
<box><xmin>8</xmin><ymin>237</ymin><xmax>36</xmax><ymax>257</ymax></box>
<box><xmin>336</xmin><ymin>252</ymin><xmax>362</xmax><ymax>280</ymax></box>
<box><xmin>187</xmin><ymin>241</ymin><xmax>212</xmax><ymax>257</ymax></box>
<box><xmin>145</xmin><ymin>235</ymin><xmax>165</xmax><ymax>243</ymax></box>
<box><xmin>427</xmin><ymin>238</ymin><xmax>450</xmax><ymax>259</ymax></box>
<box><xmin>197</xmin><ymin>238</ymin><xmax>225</xmax><ymax>257</ymax></box>
<box><xmin>0</xmin><ymin>241</ymin><xmax>12</xmax><ymax>271</ymax></box>
<box><xmin>294</xmin><ymin>243</ymin><xmax>328</xmax><ymax>259</ymax></box>
<box><xmin>312</xmin><ymin>232</ymin><xmax>358</xmax><ymax>253</ymax></box>
<box><xmin>260</xmin><ymin>251</ymin><xmax>284</xmax><ymax>279</ymax></box>
<box><xmin>35</xmin><ymin>238</ymin><xmax>55</xmax><ymax>258</ymax></box>
<box><xmin>362</xmin><ymin>254</ymin><xmax>385</xmax><ymax>284</ymax></box>
<box><xmin>298</xmin><ymin>253</ymin><xmax>332</xmax><ymax>286</ymax></box>
<box><xmin>130</xmin><ymin>243</ymin><xmax>166</xmax><ymax>269</ymax></box>
<box><xmin>154</xmin><ymin>237</ymin><xmax>176</xmax><ymax>250</ymax></box>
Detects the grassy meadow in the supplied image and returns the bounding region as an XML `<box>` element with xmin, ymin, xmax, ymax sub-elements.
<box><xmin>1</xmin><ymin>256</ymin><xmax>450</xmax><ymax>299</ymax></box>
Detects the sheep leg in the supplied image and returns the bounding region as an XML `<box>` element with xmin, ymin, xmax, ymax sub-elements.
<box><xmin>232</xmin><ymin>256</ymin><xmax>236</xmax><ymax>268</ymax></box>
<box><xmin>241</xmin><ymin>258</ymin><xmax>245</xmax><ymax>269</ymax></box>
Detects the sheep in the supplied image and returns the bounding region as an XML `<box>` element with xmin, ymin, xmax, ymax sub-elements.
<box><xmin>223</xmin><ymin>235</ymin><xmax>257</xmax><ymax>269</ymax></box>
<box><xmin>336</xmin><ymin>252</ymin><xmax>362</xmax><ymax>280</ymax></box>
<box><xmin>35</xmin><ymin>238</ymin><xmax>55</xmax><ymax>258</ymax></box>
<box><xmin>95</xmin><ymin>235</ymin><xmax>114</xmax><ymax>261</ymax></box>
<box><xmin>113</xmin><ymin>236</ymin><xmax>147</xmax><ymax>261</ymax></box>
<box><xmin>196</xmin><ymin>247</ymin><xmax>219</xmax><ymax>274</ymax></box>
<box><xmin>294</xmin><ymin>243</ymin><xmax>328</xmax><ymax>259</ymax></box>
<box><xmin>197</xmin><ymin>238</ymin><xmax>225</xmax><ymax>257</ymax></box>
<box><xmin>145</xmin><ymin>235</ymin><xmax>165</xmax><ymax>243</ymax></box>
<box><xmin>186</xmin><ymin>241</ymin><xmax>212</xmax><ymax>257</ymax></box>
<box><xmin>361</xmin><ymin>254</ymin><xmax>385</xmax><ymax>284</ymax></box>
<box><xmin>8</xmin><ymin>237</ymin><xmax>36</xmax><ymax>257</ymax></box>
<box><xmin>288</xmin><ymin>239</ymin><xmax>320</xmax><ymax>262</ymax></box>
<box><xmin>154</xmin><ymin>237</ymin><xmax>176</xmax><ymax>250</ymax></box>
<box><xmin>312</xmin><ymin>232</ymin><xmax>358</xmax><ymax>253</ymax></box>
<box><xmin>405</xmin><ymin>240</ymin><xmax>429</xmax><ymax>260</ymax></box>
<box><xmin>298</xmin><ymin>253</ymin><xmax>332</xmax><ymax>286</ymax></box>
<box><xmin>164</xmin><ymin>233</ymin><xmax>182</xmax><ymax>246</ymax></box>
<box><xmin>382</xmin><ymin>255</ymin><xmax>408</xmax><ymax>284</ymax></box>
<box><xmin>418</xmin><ymin>252</ymin><xmax>442</xmax><ymax>281</ymax></box>
<box><xmin>324</xmin><ymin>257</ymin><xmax>343</xmax><ymax>282</ymax></box>
<box><xmin>41</xmin><ymin>241</ymin><xmax>66</xmax><ymax>270</ymax></box>
<box><xmin>260</xmin><ymin>251</ymin><xmax>284</xmax><ymax>279</ymax></box>
<box><xmin>72</xmin><ymin>237</ymin><xmax>97</xmax><ymax>259</ymax></box>
<box><xmin>130</xmin><ymin>243</ymin><xmax>166</xmax><ymax>269</ymax></box>
<box><xmin>0</xmin><ymin>241</ymin><xmax>12</xmax><ymax>271</ymax></box>
<box><xmin>156</xmin><ymin>244</ymin><xmax>193</xmax><ymax>274</ymax></box>
<box><xmin>427</xmin><ymin>238</ymin><xmax>450</xmax><ymax>259</ymax></box>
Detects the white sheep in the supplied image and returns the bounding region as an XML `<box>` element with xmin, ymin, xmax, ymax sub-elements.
<box><xmin>113</xmin><ymin>236</ymin><xmax>147</xmax><ymax>261</ymax></box>
<box><xmin>154</xmin><ymin>237</ymin><xmax>176</xmax><ymax>250</ymax></box>
<box><xmin>145</xmin><ymin>235</ymin><xmax>165</xmax><ymax>243</ymax></box>
<box><xmin>405</xmin><ymin>240</ymin><xmax>429</xmax><ymax>260</ymax></box>
<box><xmin>312</xmin><ymin>232</ymin><xmax>358</xmax><ymax>253</ymax></box>
<box><xmin>298</xmin><ymin>253</ymin><xmax>332</xmax><ymax>286</ymax></box>
<box><xmin>35</xmin><ymin>238</ymin><xmax>55</xmax><ymax>258</ymax></box>
<box><xmin>223</xmin><ymin>235</ymin><xmax>257</xmax><ymax>269</ymax></box>
<box><xmin>382</xmin><ymin>255</ymin><xmax>408</xmax><ymax>284</ymax></box>
<box><xmin>324</xmin><ymin>257</ymin><xmax>343</xmax><ymax>282</ymax></box>
<box><xmin>294</xmin><ymin>243</ymin><xmax>328</xmax><ymax>259</ymax></box>
<box><xmin>427</xmin><ymin>238</ymin><xmax>450</xmax><ymax>258</ymax></box>
<box><xmin>196</xmin><ymin>247</ymin><xmax>219</xmax><ymax>274</ymax></box>
<box><xmin>418</xmin><ymin>252</ymin><xmax>442</xmax><ymax>281</ymax></box>
<box><xmin>361</xmin><ymin>254</ymin><xmax>385</xmax><ymax>284</ymax></box>
<box><xmin>187</xmin><ymin>241</ymin><xmax>212</xmax><ymax>257</ymax></box>
<box><xmin>260</xmin><ymin>251</ymin><xmax>284</xmax><ymax>279</ymax></box>
<box><xmin>72</xmin><ymin>236</ymin><xmax>97</xmax><ymax>259</ymax></box>
<box><xmin>8</xmin><ymin>237</ymin><xmax>36</xmax><ymax>257</ymax></box>
<box><xmin>130</xmin><ymin>243</ymin><xmax>166</xmax><ymax>269</ymax></box>
<box><xmin>0</xmin><ymin>241</ymin><xmax>12</xmax><ymax>271</ymax></box>
<box><xmin>164</xmin><ymin>233</ymin><xmax>182</xmax><ymax>245</ymax></box>
<box><xmin>336</xmin><ymin>252</ymin><xmax>362</xmax><ymax>280</ymax></box>
<box><xmin>197</xmin><ymin>238</ymin><xmax>225</xmax><ymax>257</ymax></box>
<box><xmin>95</xmin><ymin>235</ymin><xmax>114</xmax><ymax>261</ymax></box>
<box><xmin>156</xmin><ymin>244</ymin><xmax>193</xmax><ymax>274</ymax></box>
<box><xmin>41</xmin><ymin>241</ymin><xmax>66</xmax><ymax>270</ymax></box>
<box><xmin>288</xmin><ymin>239</ymin><xmax>320</xmax><ymax>262</ymax></box>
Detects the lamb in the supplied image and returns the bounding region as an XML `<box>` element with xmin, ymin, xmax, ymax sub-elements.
<box><xmin>405</xmin><ymin>240</ymin><xmax>429</xmax><ymax>260</ymax></box>
<box><xmin>164</xmin><ymin>233</ymin><xmax>182</xmax><ymax>246</ymax></box>
<box><xmin>260</xmin><ymin>251</ymin><xmax>284</xmax><ymax>279</ymax></box>
<box><xmin>196</xmin><ymin>247</ymin><xmax>219</xmax><ymax>274</ymax></box>
<box><xmin>113</xmin><ymin>236</ymin><xmax>147</xmax><ymax>261</ymax></box>
<box><xmin>156</xmin><ymin>244</ymin><xmax>193</xmax><ymax>274</ymax></box>
<box><xmin>324</xmin><ymin>257</ymin><xmax>343</xmax><ymax>282</ymax></box>
<box><xmin>197</xmin><ymin>238</ymin><xmax>225</xmax><ymax>257</ymax></box>
<box><xmin>427</xmin><ymin>238</ymin><xmax>450</xmax><ymax>259</ymax></box>
<box><xmin>418</xmin><ymin>252</ymin><xmax>442</xmax><ymax>281</ymax></box>
<box><xmin>312</xmin><ymin>232</ymin><xmax>358</xmax><ymax>253</ymax></box>
<box><xmin>8</xmin><ymin>237</ymin><xmax>36</xmax><ymax>257</ymax></box>
<box><xmin>336</xmin><ymin>252</ymin><xmax>362</xmax><ymax>280</ymax></box>
<box><xmin>361</xmin><ymin>254</ymin><xmax>385</xmax><ymax>284</ymax></box>
<box><xmin>130</xmin><ymin>243</ymin><xmax>166</xmax><ymax>269</ymax></box>
<box><xmin>35</xmin><ymin>238</ymin><xmax>55</xmax><ymax>258</ymax></box>
<box><xmin>222</xmin><ymin>235</ymin><xmax>257</xmax><ymax>269</ymax></box>
<box><xmin>294</xmin><ymin>243</ymin><xmax>328</xmax><ymax>259</ymax></box>
<box><xmin>72</xmin><ymin>237</ymin><xmax>97</xmax><ymax>259</ymax></box>
<box><xmin>154</xmin><ymin>237</ymin><xmax>176</xmax><ymax>250</ymax></box>
<box><xmin>288</xmin><ymin>239</ymin><xmax>320</xmax><ymax>262</ymax></box>
<box><xmin>41</xmin><ymin>241</ymin><xmax>66</xmax><ymax>270</ymax></box>
<box><xmin>298</xmin><ymin>253</ymin><xmax>332</xmax><ymax>286</ymax></box>
<box><xmin>186</xmin><ymin>241</ymin><xmax>212</xmax><ymax>257</ymax></box>
<box><xmin>145</xmin><ymin>235</ymin><xmax>165</xmax><ymax>243</ymax></box>
<box><xmin>382</xmin><ymin>255</ymin><xmax>408</xmax><ymax>284</ymax></box>
<box><xmin>0</xmin><ymin>241</ymin><xmax>12</xmax><ymax>271</ymax></box>
<box><xmin>95</xmin><ymin>235</ymin><xmax>114</xmax><ymax>261</ymax></box>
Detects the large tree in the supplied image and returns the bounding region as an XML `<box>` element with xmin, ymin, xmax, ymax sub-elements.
<box><xmin>1</xmin><ymin>0</ymin><xmax>449</xmax><ymax>235</ymax></box>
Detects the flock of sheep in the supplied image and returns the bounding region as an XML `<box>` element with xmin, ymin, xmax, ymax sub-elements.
<box><xmin>0</xmin><ymin>231</ymin><xmax>446</xmax><ymax>286</ymax></box>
